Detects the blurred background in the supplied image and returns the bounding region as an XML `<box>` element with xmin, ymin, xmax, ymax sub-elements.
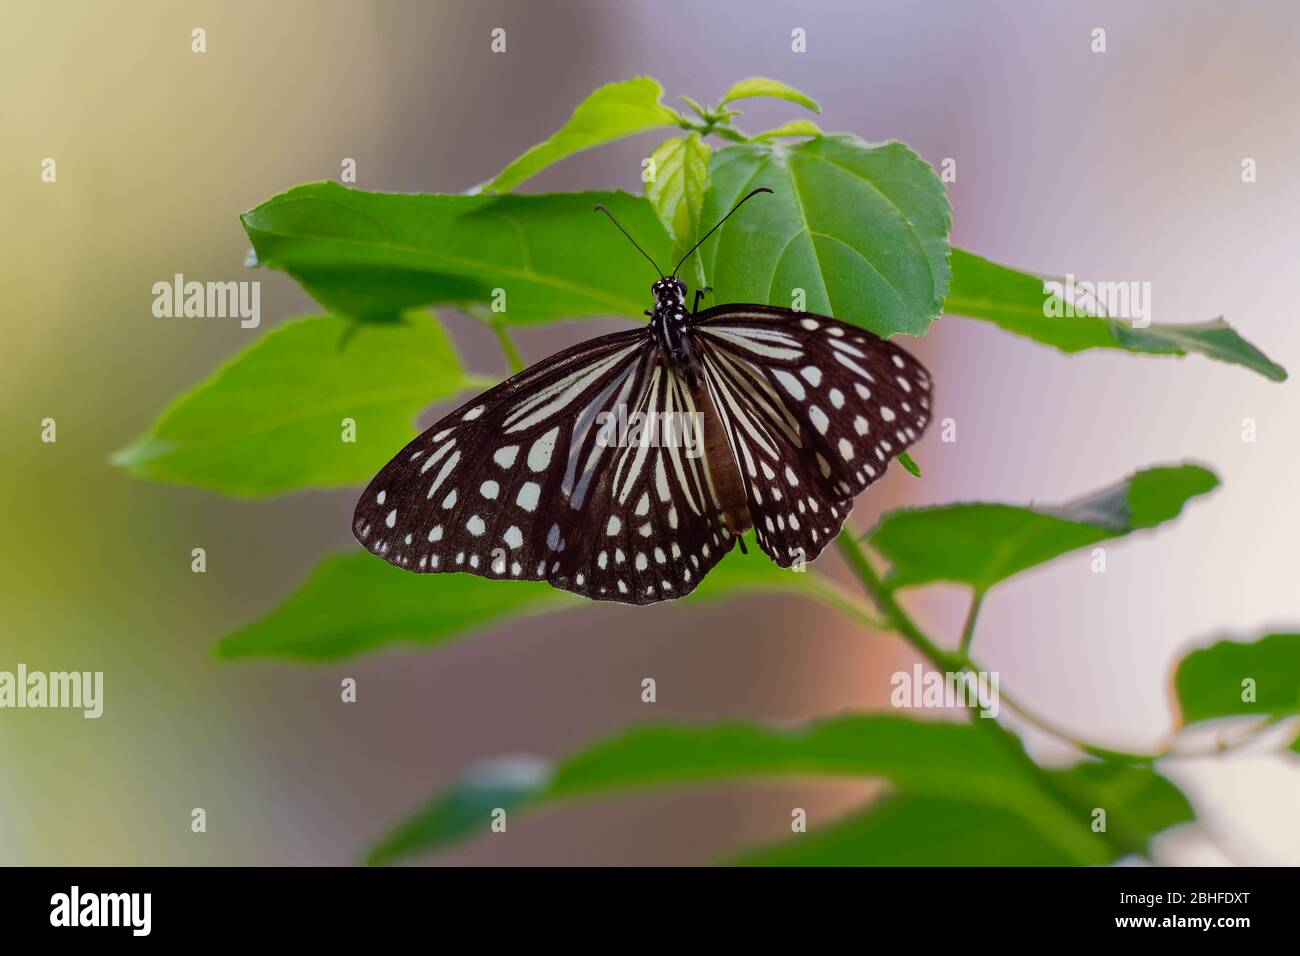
<box><xmin>2</xmin><ymin>0</ymin><xmax>1297</xmax><ymax>865</ymax></box>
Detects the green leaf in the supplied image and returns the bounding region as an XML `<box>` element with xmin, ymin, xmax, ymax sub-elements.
<box><xmin>478</xmin><ymin>77</ymin><xmax>682</xmax><ymax>194</ymax></box>
<box><xmin>898</xmin><ymin>452</ymin><xmax>922</xmax><ymax>478</ymax></box>
<box><xmin>947</xmin><ymin>249</ymin><xmax>1287</xmax><ymax>382</ymax></box>
<box><xmin>645</xmin><ymin>134</ymin><xmax>711</xmax><ymax>264</ymax></box>
<box><xmin>242</xmin><ymin>183</ymin><xmax>668</xmax><ymax>324</ymax></box>
<box><xmin>216</xmin><ymin>551</ymin><xmax>578</xmax><ymax>661</ymax></box>
<box><xmin>1173</xmin><ymin>633</ymin><xmax>1300</xmax><ymax>726</ymax></box>
<box><xmin>736</xmin><ymin>794</ymin><xmax>1081</xmax><ymax>866</ymax></box>
<box><xmin>700</xmin><ymin>136</ymin><xmax>951</xmax><ymax>337</ymax></box>
<box><xmin>752</xmin><ymin>119</ymin><xmax>824</xmax><ymax>140</ymax></box>
<box><xmin>1048</xmin><ymin>761</ymin><xmax>1194</xmax><ymax>852</ymax></box>
<box><xmin>218</xmin><ymin>543</ymin><xmax>815</xmax><ymax>662</ymax></box>
<box><xmin>737</xmin><ymin>759</ymin><xmax>1192</xmax><ymax>866</ymax></box>
<box><xmin>719</xmin><ymin>77</ymin><xmax>821</xmax><ymax>114</ymax></box>
<box><xmin>365</xmin><ymin>715</ymin><xmax>1116</xmax><ymax>865</ymax></box>
<box><xmin>112</xmin><ymin>314</ymin><xmax>476</xmax><ymax>496</ymax></box>
<box><xmin>867</xmin><ymin>464</ymin><xmax>1219</xmax><ymax>590</ymax></box>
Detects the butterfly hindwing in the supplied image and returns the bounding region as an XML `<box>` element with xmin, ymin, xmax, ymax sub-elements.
<box><xmin>692</xmin><ymin>305</ymin><xmax>933</xmax><ymax>565</ymax></box>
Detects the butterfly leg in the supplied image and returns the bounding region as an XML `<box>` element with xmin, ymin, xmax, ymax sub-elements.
<box><xmin>691</xmin><ymin>288</ymin><xmax>713</xmax><ymax>314</ymax></box>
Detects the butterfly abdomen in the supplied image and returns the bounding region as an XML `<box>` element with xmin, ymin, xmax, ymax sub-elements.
<box><xmin>692</xmin><ymin>379</ymin><xmax>753</xmax><ymax>537</ymax></box>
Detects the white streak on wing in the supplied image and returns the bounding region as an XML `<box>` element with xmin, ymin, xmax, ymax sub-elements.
<box><xmin>664</xmin><ymin>372</ymin><xmax>706</xmax><ymax>515</ymax></box>
<box><xmin>425</xmin><ymin>450</ymin><xmax>461</xmax><ymax>499</ymax></box>
<box><xmin>701</xmin><ymin>328</ymin><xmax>803</xmax><ymax>361</ymax></box>
<box><xmin>706</xmin><ymin>347</ymin><xmax>800</xmax><ymax>445</ymax></box>
<box><xmin>615</xmin><ymin>366</ymin><xmax>660</xmax><ymax>504</ymax></box>
<box><xmin>828</xmin><ymin>337</ymin><xmax>867</xmax><ymax>358</ymax></box>
<box><xmin>703</xmin><ymin>324</ymin><xmax>801</xmax><ymax>347</ymax></box>
<box><xmin>833</xmin><ymin>350</ymin><xmax>875</xmax><ymax>380</ymax></box>
<box><xmin>419</xmin><ymin>439</ymin><xmax>456</xmax><ymax>475</ymax></box>
<box><xmin>703</xmin><ymin>353</ymin><xmax>779</xmax><ymax>458</ymax></box>
<box><xmin>562</xmin><ymin>359</ymin><xmax>639</xmax><ymax>507</ymax></box>
<box><xmin>504</xmin><ymin>345</ymin><xmax>637</xmax><ymax>433</ymax></box>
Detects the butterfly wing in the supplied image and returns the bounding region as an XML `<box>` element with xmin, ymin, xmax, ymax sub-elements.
<box><xmin>353</xmin><ymin>326</ymin><xmax>735</xmax><ymax>605</ymax></box>
<box><xmin>692</xmin><ymin>305</ymin><xmax>933</xmax><ymax>566</ymax></box>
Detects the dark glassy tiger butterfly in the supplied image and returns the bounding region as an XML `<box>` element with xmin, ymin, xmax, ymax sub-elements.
<box><xmin>353</xmin><ymin>188</ymin><xmax>933</xmax><ymax>604</ymax></box>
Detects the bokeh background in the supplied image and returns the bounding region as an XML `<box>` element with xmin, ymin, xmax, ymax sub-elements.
<box><xmin>3</xmin><ymin>0</ymin><xmax>1298</xmax><ymax>865</ymax></box>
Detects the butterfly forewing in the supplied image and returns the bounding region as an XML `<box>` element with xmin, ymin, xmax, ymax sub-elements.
<box><xmin>692</xmin><ymin>305</ymin><xmax>933</xmax><ymax>565</ymax></box>
<box><xmin>352</xmin><ymin>327</ymin><xmax>735</xmax><ymax>605</ymax></box>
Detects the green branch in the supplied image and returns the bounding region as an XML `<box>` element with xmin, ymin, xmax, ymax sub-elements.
<box><xmin>832</xmin><ymin>530</ymin><xmax>1152</xmax><ymax>860</ymax></box>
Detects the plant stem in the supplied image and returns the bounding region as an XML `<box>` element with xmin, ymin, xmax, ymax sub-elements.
<box><xmin>491</xmin><ymin>319</ymin><xmax>525</xmax><ymax>374</ymax></box>
<box><xmin>980</xmin><ymin>679</ymin><xmax>1156</xmax><ymax>765</ymax></box>
<box><xmin>831</xmin><ymin>529</ymin><xmax>1151</xmax><ymax>860</ymax></box>
<box><xmin>958</xmin><ymin>589</ymin><xmax>985</xmax><ymax>656</ymax></box>
<box><xmin>834</xmin><ymin>533</ymin><xmax>960</xmax><ymax>671</ymax></box>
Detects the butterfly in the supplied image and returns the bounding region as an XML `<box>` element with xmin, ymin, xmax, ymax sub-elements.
<box><xmin>353</xmin><ymin>188</ymin><xmax>933</xmax><ymax>605</ymax></box>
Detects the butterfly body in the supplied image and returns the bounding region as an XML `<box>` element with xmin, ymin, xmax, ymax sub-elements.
<box><xmin>352</xmin><ymin>190</ymin><xmax>933</xmax><ymax>605</ymax></box>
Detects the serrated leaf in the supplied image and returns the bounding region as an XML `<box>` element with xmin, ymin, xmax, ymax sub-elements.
<box><xmin>480</xmin><ymin>76</ymin><xmax>682</xmax><ymax>194</ymax></box>
<box><xmin>112</xmin><ymin>314</ymin><xmax>476</xmax><ymax>495</ymax></box>
<box><xmin>867</xmin><ymin>464</ymin><xmax>1219</xmax><ymax>590</ymax></box>
<box><xmin>1173</xmin><ymin>633</ymin><xmax>1300</xmax><ymax>726</ymax></box>
<box><xmin>719</xmin><ymin>77</ymin><xmax>821</xmax><ymax>113</ymax></box>
<box><xmin>752</xmin><ymin>119</ymin><xmax>823</xmax><ymax>140</ymax></box>
<box><xmin>645</xmin><ymin>134</ymin><xmax>711</xmax><ymax>264</ymax></box>
<box><xmin>241</xmin><ymin>184</ymin><xmax>668</xmax><ymax>324</ymax></box>
<box><xmin>700</xmin><ymin>136</ymin><xmax>951</xmax><ymax>337</ymax></box>
<box><xmin>947</xmin><ymin>249</ymin><xmax>1287</xmax><ymax>382</ymax></box>
<box><xmin>217</xmin><ymin>543</ymin><xmax>815</xmax><ymax>662</ymax></box>
<box><xmin>365</xmin><ymin>715</ymin><xmax>1115</xmax><ymax>865</ymax></box>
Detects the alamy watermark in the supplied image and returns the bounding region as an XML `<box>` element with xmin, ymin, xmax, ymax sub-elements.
<box><xmin>0</xmin><ymin>664</ymin><xmax>103</xmax><ymax>718</ymax></box>
<box><xmin>890</xmin><ymin>664</ymin><xmax>1000</xmax><ymax>718</ymax></box>
<box><xmin>1043</xmin><ymin>273</ymin><xmax>1151</xmax><ymax>328</ymax></box>
<box><xmin>152</xmin><ymin>273</ymin><xmax>260</xmax><ymax>328</ymax></box>
<box><xmin>595</xmin><ymin>404</ymin><xmax>704</xmax><ymax>459</ymax></box>
<box><xmin>50</xmin><ymin>886</ymin><xmax>150</xmax><ymax>936</ymax></box>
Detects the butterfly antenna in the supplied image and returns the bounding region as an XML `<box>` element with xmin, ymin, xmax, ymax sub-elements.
<box><xmin>593</xmin><ymin>204</ymin><xmax>665</xmax><ymax>279</ymax></box>
<box><xmin>672</xmin><ymin>187</ymin><xmax>773</xmax><ymax>277</ymax></box>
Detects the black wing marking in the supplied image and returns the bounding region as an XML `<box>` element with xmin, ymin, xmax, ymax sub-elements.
<box><xmin>692</xmin><ymin>304</ymin><xmax>933</xmax><ymax>565</ymax></box>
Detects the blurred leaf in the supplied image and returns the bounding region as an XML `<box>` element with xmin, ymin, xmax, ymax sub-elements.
<box><xmin>1048</xmin><ymin>761</ymin><xmax>1194</xmax><ymax>853</ymax></box>
<box><xmin>739</xmin><ymin>759</ymin><xmax>1192</xmax><ymax>866</ymax></box>
<box><xmin>736</xmin><ymin>794</ymin><xmax>1080</xmax><ymax>866</ymax></box>
<box><xmin>368</xmin><ymin>756</ymin><xmax>553</xmax><ymax>867</ymax></box>
<box><xmin>700</xmin><ymin>136</ymin><xmax>951</xmax><ymax>337</ymax></box>
<box><xmin>218</xmin><ymin>542</ymin><xmax>815</xmax><ymax>662</ymax></box>
<box><xmin>947</xmin><ymin>249</ymin><xmax>1287</xmax><ymax>382</ymax></box>
<box><xmin>1174</xmin><ymin>633</ymin><xmax>1300</xmax><ymax>726</ymax></box>
<box><xmin>719</xmin><ymin>77</ymin><xmax>821</xmax><ymax>113</ymax></box>
<box><xmin>645</xmin><ymin>134</ymin><xmax>711</xmax><ymax>265</ymax></box>
<box><xmin>242</xmin><ymin>184</ymin><xmax>668</xmax><ymax>323</ymax></box>
<box><xmin>479</xmin><ymin>76</ymin><xmax>682</xmax><ymax>193</ymax></box>
<box><xmin>752</xmin><ymin>119</ymin><xmax>824</xmax><ymax>140</ymax></box>
<box><xmin>868</xmin><ymin>464</ymin><xmax>1219</xmax><ymax>590</ymax></box>
<box><xmin>216</xmin><ymin>551</ymin><xmax>578</xmax><ymax>661</ymax></box>
<box><xmin>366</xmin><ymin>715</ymin><xmax>1113</xmax><ymax>865</ymax></box>
<box><xmin>112</xmin><ymin>314</ymin><xmax>476</xmax><ymax>495</ymax></box>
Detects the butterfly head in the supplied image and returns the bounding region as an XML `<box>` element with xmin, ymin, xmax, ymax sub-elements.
<box><xmin>651</xmin><ymin>277</ymin><xmax>687</xmax><ymax>306</ymax></box>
